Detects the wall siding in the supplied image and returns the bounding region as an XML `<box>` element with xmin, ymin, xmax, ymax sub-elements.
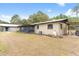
<box><xmin>8</xmin><ymin>27</ymin><xmax>20</xmax><ymax>32</ymax></box>
<box><xmin>35</xmin><ymin>22</ymin><xmax>67</xmax><ymax>36</ymax></box>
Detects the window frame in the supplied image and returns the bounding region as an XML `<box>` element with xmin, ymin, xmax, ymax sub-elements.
<box><xmin>60</xmin><ymin>24</ymin><xmax>62</xmax><ymax>29</ymax></box>
<box><xmin>37</xmin><ymin>25</ymin><xmax>39</xmax><ymax>29</ymax></box>
<box><xmin>48</xmin><ymin>24</ymin><xmax>53</xmax><ymax>29</ymax></box>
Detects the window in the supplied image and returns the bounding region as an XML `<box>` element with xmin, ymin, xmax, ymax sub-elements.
<box><xmin>37</xmin><ymin>25</ymin><xmax>39</xmax><ymax>29</ymax></box>
<box><xmin>60</xmin><ymin>24</ymin><xmax>62</xmax><ymax>29</ymax></box>
<box><xmin>48</xmin><ymin>24</ymin><xmax>53</xmax><ymax>29</ymax></box>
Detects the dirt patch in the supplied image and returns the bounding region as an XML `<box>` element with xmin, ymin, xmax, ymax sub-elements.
<box><xmin>0</xmin><ymin>32</ymin><xmax>79</xmax><ymax>56</ymax></box>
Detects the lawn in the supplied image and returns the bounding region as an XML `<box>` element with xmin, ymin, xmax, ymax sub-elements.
<box><xmin>0</xmin><ymin>32</ymin><xmax>79</xmax><ymax>56</ymax></box>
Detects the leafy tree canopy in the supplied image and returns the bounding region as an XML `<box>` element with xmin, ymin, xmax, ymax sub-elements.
<box><xmin>50</xmin><ymin>14</ymin><xmax>68</xmax><ymax>20</ymax></box>
<box><xmin>27</xmin><ymin>11</ymin><xmax>49</xmax><ymax>24</ymax></box>
<box><xmin>0</xmin><ymin>20</ymin><xmax>9</xmax><ymax>24</ymax></box>
<box><xmin>10</xmin><ymin>14</ymin><xmax>22</xmax><ymax>24</ymax></box>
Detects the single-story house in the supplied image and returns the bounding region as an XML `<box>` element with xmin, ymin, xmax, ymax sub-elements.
<box><xmin>0</xmin><ymin>19</ymin><xmax>69</xmax><ymax>36</ymax></box>
<box><xmin>33</xmin><ymin>19</ymin><xmax>69</xmax><ymax>36</ymax></box>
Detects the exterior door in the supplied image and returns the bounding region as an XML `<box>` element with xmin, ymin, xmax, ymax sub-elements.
<box><xmin>5</xmin><ymin>27</ymin><xmax>9</xmax><ymax>31</ymax></box>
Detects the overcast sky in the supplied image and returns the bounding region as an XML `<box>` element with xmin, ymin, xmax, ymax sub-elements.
<box><xmin>0</xmin><ymin>3</ymin><xmax>76</xmax><ymax>22</ymax></box>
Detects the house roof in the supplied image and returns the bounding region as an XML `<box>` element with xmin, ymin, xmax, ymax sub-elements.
<box><xmin>0</xmin><ymin>19</ymin><xmax>68</xmax><ymax>27</ymax></box>
<box><xmin>32</xmin><ymin>19</ymin><xmax>68</xmax><ymax>25</ymax></box>
<box><xmin>0</xmin><ymin>24</ymin><xmax>21</xmax><ymax>27</ymax></box>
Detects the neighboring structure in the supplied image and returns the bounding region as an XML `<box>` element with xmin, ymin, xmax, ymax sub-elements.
<box><xmin>0</xmin><ymin>24</ymin><xmax>21</xmax><ymax>32</ymax></box>
<box><xmin>0</xmin><ymin>19</ymin><xmax>69</xmax><ymax>36</ymax></box>
<box><xmin>75</xmin><ymin>25</ymin><xmax>79</xmax><ymax>30</ymax></box>
<box><xmin>0</xmin><ymin>24</ymin><xmax>34</xmax><ymax>32</ymax></box>
<box><xmin>33</xmin><ymin>19</ymin><xmax>69</xmax><ymax>36</ymax></box>
<box><xmin>75</xmin><ymin>25</ymin><xmax>79</xmax><ymax>36</ymax></box>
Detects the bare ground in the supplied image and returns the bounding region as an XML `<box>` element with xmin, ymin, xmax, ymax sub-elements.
<box><xmin>0</xmin><ymin>32</ymin><xmax>79</xmax><ymax>56</ymax></box>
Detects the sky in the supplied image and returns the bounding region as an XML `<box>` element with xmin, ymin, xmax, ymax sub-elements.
<box><xmin>0</xmin><ymin>3</ymin><xmax>77</xmax><ymax>22</ymax></box>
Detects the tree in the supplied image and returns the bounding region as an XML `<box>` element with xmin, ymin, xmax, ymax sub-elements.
<box><xmin>71</xmin><ymin>4</ymin><xmax>79</xmax><ymax>24</ymax></box>
<box><xmin>51</xmin><ymin>14</ymin><xmax>68</xmax><ymax>20</ymax></box>
<box><xmin>10</xmin><ymin>14</ymin><xmax>21</xmax><ymax>24</ymax></box>
<box><xmin>72</xmin><ymin>4</ymin><xmax>79</xmax><ymax>18</ymax></box>
<box><xmin>21</xmin><ymin>19</ymin><xmax>28</xmax><ymax>25</ymax></box>
<box><xmin>27</xmin><ymin>11</ymin><xmax>49</xmax><ymax>24</ymax></box>
<box><xmin>0</xmin><ymin>20</ymin><xmax>9</xmax><ymax>24</ymax></box>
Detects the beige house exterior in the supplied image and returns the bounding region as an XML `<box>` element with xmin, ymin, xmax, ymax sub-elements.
<box><xmin>34</xmin><ymin>19</ymin><xmax>69</xmax><ymax>36</ymax></box>
<box><xmin>0</xmin><ymin>19</ymin><xmax>69</xmax><ymax>37</ymax></box>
